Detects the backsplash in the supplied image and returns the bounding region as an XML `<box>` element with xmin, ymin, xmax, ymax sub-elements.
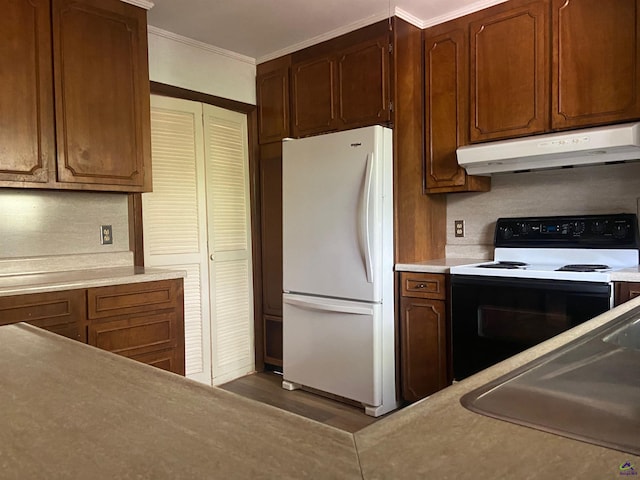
<box><xmin>0</xmin><ymin>190</ymin><xmax>130</xmax><ymax>260</ymax></box>
<box><xmin>446</xmin><ymin>162</ymin><xmax>640</xmax><ymax>257</ymax></box>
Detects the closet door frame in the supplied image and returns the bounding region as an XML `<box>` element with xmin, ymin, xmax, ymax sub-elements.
<box><xmin>131</xmin><ymin>82</ymin><xmax>263</xmax><ymax>372</ymax></box>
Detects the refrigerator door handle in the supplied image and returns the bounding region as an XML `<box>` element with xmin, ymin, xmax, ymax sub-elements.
<box><xmin>359</xmin><ymin>152</ymin><xmax>374</xmax><ymax>283</ymax></box>
<box><xmin>284</xmin><ymin>295</ymin><xmax>374</xmax><ymax>316</ymax></box>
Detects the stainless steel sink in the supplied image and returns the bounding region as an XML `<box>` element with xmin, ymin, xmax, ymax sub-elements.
<box><xmin>461</xmin><ymin>308</ymin><xmax>640</xmax><ymax>455</ymax></box>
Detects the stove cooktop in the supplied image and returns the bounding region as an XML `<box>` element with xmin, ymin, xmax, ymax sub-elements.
<box><xmin>451</xmin><ymin>214</ymin><xmax>640</xmax><ymax>283</ymax></box>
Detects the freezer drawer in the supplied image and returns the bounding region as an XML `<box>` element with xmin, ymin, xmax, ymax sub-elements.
<box><xmin>282</xmin><ymin>293</ymin><xmax>382</xmax><ymax>407</ymax></box>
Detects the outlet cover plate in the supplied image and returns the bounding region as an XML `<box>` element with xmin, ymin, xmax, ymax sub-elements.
<box><xmin>455</xmin><ymin>220</ymin><xmax>464</xmax><ymax>238</ymax></box>
<box><xmin>100</xmin><ymin>225</ymin><xmax>113</xmax><ymax>245</ymax></box>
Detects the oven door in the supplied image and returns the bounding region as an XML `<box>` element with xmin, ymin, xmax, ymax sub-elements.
<box><xmin>451</xmin><ymin>275</ymin><xmax>611</xmax><ymax>380</ymax></box>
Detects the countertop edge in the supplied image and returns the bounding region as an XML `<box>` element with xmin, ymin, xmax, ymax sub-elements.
<box><xmin>0</xmin><ymin>267</ymin><xmax>186</xmax><ymax>297</ymax></box>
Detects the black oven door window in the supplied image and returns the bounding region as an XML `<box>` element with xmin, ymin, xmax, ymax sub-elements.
<box><xmin>451</xmin><ymin>276</ymin><xmax>611</xmax><ymax>380</ymax></box>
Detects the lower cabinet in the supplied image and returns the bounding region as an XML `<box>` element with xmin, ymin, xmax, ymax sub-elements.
<box><xmin>614</xmin><ymin>282</ymin><xmax>640</xmax><ymax>306</ymax></box>
<box><xmin>0</xmin><ymin>289</ymin><xmax>85</xmax><ymax>341</ymax></box>
<box><xmin>0</xmin><ymin>278</ymin><xmax>185</xmax><ymax>375</ymax></box>
<box><xmin>399</xmin><ymin>272</ymin><xmax>450</xmax><ymax>403</ymax></box>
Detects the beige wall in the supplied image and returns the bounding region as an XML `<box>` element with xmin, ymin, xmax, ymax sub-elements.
<box><xmin>0</xmin><ymin>190</ymin><xmax>129</xmax><ymax>259</ymax></box>
<box><xmin>147</xmin><ymin>28</ymin><xmax>256</xmax><ymax>105</ymax></box>
<box><xmin>446</xmin><ymin>162</ymin><xmax>640</xmax><ymax>258</ymax></box>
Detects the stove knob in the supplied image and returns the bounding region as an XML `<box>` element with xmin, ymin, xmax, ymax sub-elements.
<box><xmin>591</xmin><ymin>221</ymin><xmax>606</xmax><ymax>235</ymax></box>
<box><xmin>573</xmin><ymin>221</ymin><xmax>586</xmax><ymax>235</ymax></box>
<box><xmin>613</xmin><ymin>223</ymin><xmax>628</xmax><ymax>239</ymax></box>
<box><xmin>520</xmin><ymin>223</ymin><xmax>531</xmax><ymax>235</ymax></box>
<box><xmin>500</xmin><ymin>226</ymin><xmax>514</xmax><ymax>240</ymax></box>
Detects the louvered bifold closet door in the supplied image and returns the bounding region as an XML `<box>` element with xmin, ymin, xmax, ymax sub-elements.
<box><xmin>203</xmin><ymin>104</ymin><xmax>255</xmax><ymax>385</ymax></box>
<box><xmin>142</xmin><ymin>95</ymin><xmax>212</xmax><ymax>385</ymax></box>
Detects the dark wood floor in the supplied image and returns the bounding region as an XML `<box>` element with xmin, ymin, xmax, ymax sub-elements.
<box><xmin>218</xmin><ymin>371</ymin><xmax>385</xmax><ymax>433</ymax></box>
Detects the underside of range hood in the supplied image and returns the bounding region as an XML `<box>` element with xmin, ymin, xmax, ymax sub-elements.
<box><xmin>456</xmin><ymin>122</ymin><xmax>640</xmax><ymax>175</ymax></box>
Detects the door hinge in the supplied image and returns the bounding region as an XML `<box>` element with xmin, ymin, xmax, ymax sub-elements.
<box><xmin>389</xmin><ymin>100</ymin><xmax>394</xmax><ymax>112</ymax></box>
<box><xmin>388</xmin><ymin>43</ymin><xmax>393</xmax><ymax>54</ymax></box>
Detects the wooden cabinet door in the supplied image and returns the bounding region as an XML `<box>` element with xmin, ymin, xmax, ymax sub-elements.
<box><xmin>552</xmin><ymin>0</ymin><xmax>640</xmax><ymax>129</ymax></box>
<box><xmin>425</xmin><ymin>23</ymin><xmax>468</xmax><ymax>190</ymax></box>
<box><xmin>52</xmin><ymin>0</ymin><xmax>151</xmax><ymax>190</ymax></box>
<box><xmin>424</xmin><ymin>20</ymin><xmax>490</xmax><ymax>194</ymax></box>
<box><xmin>259</xmin><ymin>143</ymin><xmax>283</xmax><ymax>317</ymax></box>
<box><xmin>400</xmin><ymin>296</ymin><xmax>448</xmax><ymax>403</ymax></box>
<box><xmin>0</xmin><ymin>0</ymin><xmax>55</xmax><ymax>184</ymax></box>
<box><xmin>0</xmin><ymin>289</ymin><xmax>85</xmax><ymax>342</ymax></box>
<box><xmin>336</xmin><ymin>34</ymin><xmax>391</xmax><ymax>128</ymax></box>
<box><xmin>614</xmin><ymin>282</ymin><xmax>640</xmax><ymax>306</ymax></box>
<box><xmin>291</xmin><ymin>56</ymin><xmax>336</xmax><ymax>137</ymax></box>
<box><xmin>259</xmin><ymin>142</ymin><xmax>283</xmax><ymax>366</ymax></box>
<box><xmin>257</xmin><ymin>57</ymin><xmax>291</xmax><ymax>144</ymax></box>
<box><xmin>470</xmin><ymin>0</ymin><xmax>550</xmax><ymax>142</ymax></box>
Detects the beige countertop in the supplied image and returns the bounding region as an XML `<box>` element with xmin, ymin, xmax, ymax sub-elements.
<box><xmin>355</xmin><ymin>295</ymin><xmax>640</xmax><ymax>479</ymax></box>
<box><xmin>4</xmin><ymin>296</ymin><xmax>640</xmax><ymax>478</ymax></box>
<box><xmin>611</xmin><ymin>266</ymin><xmax>640</xmax><ymax>282</ymax></box>
<box><xmin>0</xmin><ymin>324</ymin><xmax>361</xmax><ymax>480</ymax></box>
<box><xmin>0</xmin><ymin>266</ymin><xmax>185</xmax><ymax>297</ymax></box>
<box><xmin>395</xmin><ymin>258</ymin><xmax>487</xmax><ymax>273</ymax></box>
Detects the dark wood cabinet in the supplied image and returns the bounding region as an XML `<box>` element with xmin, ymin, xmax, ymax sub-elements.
<box><xmin>291</xmin><ymin>21</ymin><xmax>391</xmax><ymax>137</ymax></box>
<box><xmin>336</xmin><ymin>34</ymin><xmax>391</xmax><ymax>128</ymax></box>
<box><xmin>0</xmin><ymin>279</ymin><xmax>184</xmax><ymax>375</ymax></box>
<box><xmin>551</xmin><ymin>0</ymin><xmax>640</xmax><ymax>129</ymax></box>
<box><xmin>257</xmin><ymin>56</ymin><xmax>291</xmax><ymax>144</ymax></box>
<box><xmin>0</xmin><ymin>0</ymin><xmax>55</xmax><ymax>184</ymax></box>
<box><xmin>258</xmin><ymin>142</ymin><xmax>283</xmax><ymax>366</ymax></box>
<box><xmin>424</xmin><ymin>19</ymin><xmax>491</xmax><ymax>193</ymax></box>
<box><xmin>0</xmin><ymin>289</ymin><xmax>85</xmax><ymax>341</ymax></box>
<box><xmin>53</xmin><ymin>0</ymin><xmax>151</xmax><ymax>190</ymax></box>
<box><xmin>0</xmin><ymin>0</ymin><xmax>151</xmax><ymax>192</ymax></box>
<box><xmin>469</xmin><ymin>0</ymin><xmax>550</xmax><ymax>142</ymax></box>
<box><xmin>291</xmin><ymin>55</ymin><xmax>336</xmax><ymax>136</ymax></box>
<box><xmin>86</xmin><ymin>279</ymin><xmax>185</xmax><ymax>374</ymax></box>
<box><xmin>614</xmin><ymin>282</ymin><xmax>640</xmax><ymax>306</ymax></box>
<box><xmin>399</xmin><ymin>272</ymin><xmax>449</xmax><ymax>403</ymax></box>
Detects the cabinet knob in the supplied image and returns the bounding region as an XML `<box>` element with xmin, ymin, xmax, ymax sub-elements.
<box><xmin>417</xmin><ymin>283</ymin><xmax>426</xmax><ymax>289</ymax></box>
<box><xmin>210</xmin><ymin>254</ymin><xmax>215</xmax><ymax>261</ymax></box>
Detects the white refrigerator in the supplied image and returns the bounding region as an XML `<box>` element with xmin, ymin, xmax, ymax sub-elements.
<box><xmin>281</xmin><ymin>125</ymin><xmax>397</xmax><ymax>417</ymax></box>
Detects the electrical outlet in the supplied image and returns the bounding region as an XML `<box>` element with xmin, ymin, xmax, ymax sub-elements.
<box><xmin>100</xmin><ymin>225</ymin><xmax>113</xmax><ymax>245</ymax></box>
<box><xmin>454</xmin><ymin>220</ymin><xmax>465</xmax><ymax>238</ymax></box>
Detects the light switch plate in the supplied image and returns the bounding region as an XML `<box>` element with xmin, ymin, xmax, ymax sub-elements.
<box><xmin>455</xmin><ymin>220</ymin><xmax>465</xmax><ymax>238</ymax></box>
<box><xmin>100</xmin><ymin>225</ymin><xmax>113</xmax><ymax>245</ymax></box>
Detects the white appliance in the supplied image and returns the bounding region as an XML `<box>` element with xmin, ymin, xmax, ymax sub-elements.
<box><xmin>281</xmin><ymin>125</ymin><xmax>397</xmax><ymax>417</ymax></box>
<box><xmin>456</xmin><ymin>122</ymin><xmax>640</xmax><ymax>175</ymax></box>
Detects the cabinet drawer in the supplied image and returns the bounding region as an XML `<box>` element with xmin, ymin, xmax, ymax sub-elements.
<box><xmin>0</xmin><ymin>290</ymin><xmax>85</xmax><ymax>341</ymax></box>
<box><xmin>400</xmin><ymin>272</ymin><xmax>446</xmax><ymax>300</ymax></box>
<box><xmin>87</xmin><ymin>280</ymin><xmax>179</xmax><ymax>319</ymax></box>
<box><xmin>87</xmin><ymin>311</ymin><xmax>177</xmax><ymax>358</ymax></box>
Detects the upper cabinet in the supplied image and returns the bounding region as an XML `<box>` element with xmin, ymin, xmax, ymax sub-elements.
<box><xmin>257</xmin><ymin>56</ymin><xmax>291</xmax><ymax>144</ymax></box>
<box><xmin>0</xmin><ymin>0</ymin><xmax>55</xmax><ymax>184</ymax></box>
<box><xmin>291</xmin><ymin>21</ymin><xmax>391</xmax><ymax>137</ymax></box>
<box><xmin>0</xmin><ymin>0</ymin><xmax>152</xmax><ymax>192</ymax></box>
<box><xmin>469</xmin><ymin>0</ymin><xmax>550</xmax><ymax>142</ymax></box>
<box><xmin>424</xmin><ymin>18</ymin><xmax>491</xmax><ymax>193</ymax></box>
<box><xmin>551</xmin><ymin>0</ymin><xmax>640</xmax><ymax>129</ymax></box>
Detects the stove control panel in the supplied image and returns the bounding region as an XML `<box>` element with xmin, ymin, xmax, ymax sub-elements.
<box><xmin>495</xmin><ymin>214</ymin><xmax>639</xmax><ymax>247</ymax></box>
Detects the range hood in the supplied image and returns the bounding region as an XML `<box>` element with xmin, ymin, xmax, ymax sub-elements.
<box><xmin>456</xmin><ymin>122</ymin><xmax>640</xmax><ymax>175</ymax></box>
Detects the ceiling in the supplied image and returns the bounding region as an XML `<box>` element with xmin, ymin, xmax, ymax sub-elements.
<box><xmin>147</xmin><ymin>0</ymin><xmax>507</xmax><ymax>63</ymax></box>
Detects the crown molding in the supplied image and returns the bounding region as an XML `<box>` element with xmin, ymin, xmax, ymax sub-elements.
<box><xmin>393</xmin><ymin>8</ymin><xmax>423</xmax><ymax>28</ymax></box>
<box><xmin>421</xmin><ymin>0</ymin><xmax>509</xmax><ymax>28</ymax></box>
<box><xmin>257</xmin><ymin>9</ymin><xmax>393</xmax><ymax>64</ymax></box>
<box><xmin>121</xmin><ymin>0</ymin><xmax>154</xmax><ymax>10</ymax></box>
<box><xmin>148</xmin><ymin>26</ymin><xmax>256</xmax><ymax>66</ymax></box>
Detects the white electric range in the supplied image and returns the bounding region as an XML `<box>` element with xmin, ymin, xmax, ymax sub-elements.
<box><xmin>449</xmin><ymin>213</ymin><xmax>639</xmax><ymax>380</ymax></box>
